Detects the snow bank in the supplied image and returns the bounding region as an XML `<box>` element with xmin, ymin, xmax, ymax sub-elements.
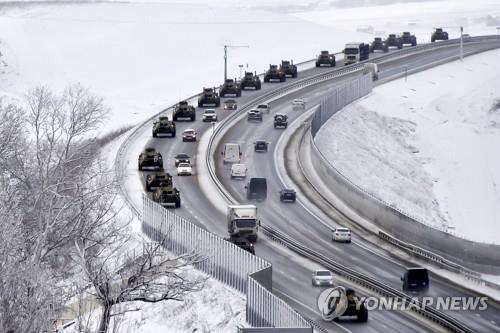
<box><xmin>316</xmin><ymin>48</ymin><xmax>500</xmax><ymax>244</ymax></box>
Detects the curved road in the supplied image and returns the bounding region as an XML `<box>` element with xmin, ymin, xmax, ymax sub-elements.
<box><xmin>122</xmin><ymin>39</ymin><xmax>500</xmax><ymax>332</ymax></box>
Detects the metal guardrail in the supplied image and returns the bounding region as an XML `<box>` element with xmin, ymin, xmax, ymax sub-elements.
<box><xmin>260</xmin><ymin>224</ymin><xmax>474</xmax><ymax>333</ymax></box>
<box><xmin>142</xmin><ymin>194</ymin><xmax>313</xmax><ymax>331</ymax></box>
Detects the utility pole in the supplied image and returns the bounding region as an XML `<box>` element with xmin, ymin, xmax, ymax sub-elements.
<box><xmin>460</xmin><ymin>26</ymin><xmax>464</xmax><ymax>61</ymax></box>
<box><xmin>238</xmin><ymin>64</ymin><xmax>244</xmax><ymax>79</ymax></box>
<box><xmin>224</xmin><ymin>44</ymin><xmax>249</xmax><ymax>82</ymax></box>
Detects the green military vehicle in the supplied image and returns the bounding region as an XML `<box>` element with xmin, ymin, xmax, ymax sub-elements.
<box><xmin>152</xmin><ymin>116</ymin><xmax>176</xmax><ymax>137</ymax></box>
<box><xmin>219</xmin><ymin>78</ymin><xmax>242</xmax><ymax>97</ymax></box>
<box><xmin>145</xmin><ymin>169</ymin><xmax>173</xmax><ymax>191</ymax></box>
<box><xmin>152</xmin><ymin>185</ymin><xmax>181</xmax><ymax>208</ymax></box>
<box><xmin>138</xmin><ymin>147</ymin><xmax>163</xmax><ymax>171</ymax></box>
<box><xmin>240</xmin><ymin>71</ymin><xmax>262</xmax><ymax>90</ymax></box>
<box><xmin>173</xmin><ymin>101</ymin><xmax>196</xmax><ymax>121</ymax></box>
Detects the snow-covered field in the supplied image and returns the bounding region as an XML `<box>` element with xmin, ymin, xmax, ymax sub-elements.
<box><xmin>316</xmin><ymin>48</ymin><xmax>500</xmax><ymax>244</ymax></box>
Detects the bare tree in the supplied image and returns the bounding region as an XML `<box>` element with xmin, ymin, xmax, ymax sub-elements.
<box><xmin>74</xmin><ymin>239</ymin><xmax>205</xmax><ymax>333</ymax></box>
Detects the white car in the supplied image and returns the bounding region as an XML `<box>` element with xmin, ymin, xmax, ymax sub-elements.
<box><xmin>202</xmin><ymin>109</ymin><xmax>218</xmax><ymax>122</ymax></box>
<box><xmin>182</xmin><ymin>129</ymin><xmax>197</xmax><ymax>142</ymax></box>
<box><xmin>312</xmin><ymin>270</ymin><xmax>334</xmax><ymax>287</ymax></box>
<box><xmin>255</xmin><ymin>103</ymin><xmax>270</xmax><ymax>114</ymax></box>
<box><xmin>230</xmin><ymin>163</ymin><xmax>247</xmax><ymax>179</ymax></box>
<box><xmin>177</xmin><ymin>162</ymin><xmax>192</xmax><ymax>176</ymax></box>
<box><xmin>332</xmin><ymin>227</ymin><xmax>351</xmax><ymax>243</ymax></box>
<box><xmin>292</xmin><ymin>98</ymin><xmax>306</xmax><ymax>110</ymax></box>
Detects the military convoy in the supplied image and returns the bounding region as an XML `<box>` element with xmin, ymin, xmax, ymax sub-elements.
<box><xmin>273</xmin><ymin>113</ymin><xmax>288</xmax><ymax>129</ymax></box>
<box><xmin>240</xmin><ymin>71</ymin><xmax>262</xmax><ymax>90</ymax></box>
<box><xmin>316</xmin><ymin>51</ymin><xmax>336</xmax><ymax>67</ymax></box>
<box><xmin>145</xmin><ymin>170</ymin><xmax>173</xmax><ymax>191</ymax></box>
<box><xmin>385</xmin><ymin>34</ymin><xmax>402</xmax><ymax>49</ymax></box>
<box><xmin>264</xmin><ymin>64</ymin><xmax>286</xmax><ymax>83</ymax></box>
<box><xmin>431</xmin><ymin>28</ymin><xmax>449</xmax><ymax>42</ymax></box>
<box><xmin>280</xmin><ymin>60</ymin><xmax>298</xmax><ymax>78</ymax></box>
<box><xmin>173</xmin><ymin>101</ymin><xmax>196</xmax><ymax>121</ymax></box>
<box><xmin>370</xmin><ymin>37</ymin><xmax>388</xmax><ymax>53</ymax></box>
<box><xmin>152</xmin><ymin>116</ymin><xmax>176</xmax><ymax>137</ymax></box>
<box><xmin>400</xmin><ymin>31</ymin><xmax>417</xmax><ymax>46</ymax></box>
<box><xmin>152</xmin><ymin>186</ymin><xmax>181</xmax><ymax>208</ymax></box>
<box><xmin>138</xmin><ymin>148</ymin><xmax>163</xmax><ymax>171</ymax></box>
<box><xmin>219</xmin><ymin>78</ymin><xmax>242</xmax><ymax>97</ymax></box>
<box><xmin>198</xmin><ymin>87</ymin><xmax>221</xmax><ymax>107</ymax></box>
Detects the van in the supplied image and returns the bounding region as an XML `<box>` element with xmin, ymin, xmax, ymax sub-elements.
<box><xmin>222</xmin><ymin>143</ymin><xmax>241</xmax><ymax>163</ymax></box>
<box><xmin>245</xmin><ymin>177</ymin><xmax>267</xmax><ymax>200</ymax></box>
<box><xmin>401</xmin><ymin>267</ymin><xmax>429</xmax><ymax>292</ymax></box>
<box><xmin>230</xmin><ymin>164</ymin><xmax>247</xmax><ymax>179</ymax></box>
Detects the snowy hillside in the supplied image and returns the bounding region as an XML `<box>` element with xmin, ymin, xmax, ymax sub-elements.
<box><xmin>316</xmin><ymin>48</ymin><xmax>500</xmax><ymax>244</ymax></box>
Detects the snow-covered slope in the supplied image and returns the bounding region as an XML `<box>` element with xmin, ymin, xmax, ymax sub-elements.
<box><xmin>316</xmin><ymin>48</ymin><xmax>500</xmax><ymax>244</ymax></box>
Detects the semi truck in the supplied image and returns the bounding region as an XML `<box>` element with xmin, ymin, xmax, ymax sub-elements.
<box><xmin>344</xmin><ymin>43</ymin><xmax>370</xmax><ymax>65</ymax></box>
<box><xmin>227</xmin><ymin>205</ymin><xmax>259</xmax><ymax>243</ymax></box>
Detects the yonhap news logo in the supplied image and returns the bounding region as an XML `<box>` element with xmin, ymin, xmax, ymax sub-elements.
<box><xmin>317</xmin><ymin>288</ymin><xmax>488</xmax><ymax>321</ymax></box>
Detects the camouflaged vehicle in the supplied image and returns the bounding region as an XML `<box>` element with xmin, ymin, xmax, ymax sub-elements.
<box><xmin>264</xmin><ymin>64</ymin><xmax>286</xmax><ymax>83</ymax></box>
<box><xmin>240</xmin><ymin>71</ymin><xmax>262</xmax><ymax>90</ymax></box>
<box><xmin>152</xmin><ymin>185</ymin><xmax>181</xmax><ymax>208</ymax></box>
<box><xmin>399</xmin><ymin>31</ymin><xmax>417</xmax><ymax>46</ymax></box>
<box><xmin>219</xmin><ymin>78</ymin><xmax>242</xmax><ymax>97</ymax></box>
<box><xmin>145</xmin><ymin>169</ymin><xmax>173</xmax><ymax>191</ymax></box>
<box><xmin>173</xmin><ymin>101</ymin><xmax>196</xmax><ymax>121</ymax></box>
<box><xmin>152</xmin><ymin>116</ymin><xmax>176</xmax><ymax>137</ymax></box>
<box><xmin>198</xmin><ymin>87</ymin><xmax>221</xmax><ymax>107</ymax></box>
<box><xmin>315</xmin><ymin>50</ymin><xmax>336</xmax><ymax>67</ymax></box>
<box><xmin>273</xmin><ymin>113</ymin><xmax>288</xmax><ymax>129</ymax></box>
<box><xmin>385</xmin><ymin>34</ymin><xmax>402</xmax><ymax>49</ymax></box>
<box><xmin>138</xmin><ymin>148</ymin><xmax>163</xmax><ymax>171</ymax></box>
<box><xmin>370</xmin><ymin>37</ymin><xmax>388</xmax><ymax>52</ymax></box>
<box><xmin>280</xmin><ymin>60</ymin><xmax>298</xmax><ymax>78</ymax></box>
<box><xmin>431</xmin><ymin>28</ymin><xmax>449</xmax><ymax>42</ymax></box>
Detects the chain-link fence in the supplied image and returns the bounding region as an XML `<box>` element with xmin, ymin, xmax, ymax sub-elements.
<box><xmin>142</xmin><ymin>195</ymin><xmax>312</xmax><ymax>331</ymax></box>
<box><xmin>311</xmin><ymin>74</ymin><xmax>373</xmax><ymax>137</ymax></box>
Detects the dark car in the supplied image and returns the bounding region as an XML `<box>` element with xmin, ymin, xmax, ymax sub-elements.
<box><xmin>226</xmin><ymin>236</ymin><xmax>255</xmax><ymax>255</ymax></box>
<box><xmin>174</xmin><ymin>153</ymin><xmax>190</xmax><ymax>167</ymax></box>
<box><xmin>254</xmin><ymin>140</ymin><xmax>269</xmax><ymax>152</ymax></box>
<box><xmin>224</xmin><ymin>99</ymin><xmax>237</xmax><ymax>110</ymax></box>
<box><xmin>332</xmin><ymin>289</ymin><xmax>368</xmax><ymax>322</ymax></box>
<box><xmin>279</xmin><ymin>189</ymin><xmax>296</xmax><ymax>202</ymax></box>
<box><xmin>402</xmin><ymin>267</ymin><xmax>429</xmax><ymax>292</ymax></box>
<box><xmin>245</xmin><ymin>177</ymin><xmax>267</xmax><ymax>200</ymax></box>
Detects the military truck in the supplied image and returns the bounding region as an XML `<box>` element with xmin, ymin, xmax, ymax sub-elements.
<box><xmin>240</xmin><ymin>71</ymin><xmax>262</xmax><ymax>90</ymax></box>
<box><xmin>219</xmin><ymin>78</ymin><xmax>242</xmax><ymax>97</ymax></box>
<box><xmin>152</xmin><ymin>116</ymin><xmax>176</xmax><ymax>137</ymax></box>
<box><xmin>330</xmin><ymin>289</ymin><xmax>368</xmax><ymax>323</ymax></box>
<box><xmin>370</xmin><ymin>37</ymin><xmax>388</xmax><ymax>53</ymax></box>
<box><xmin>264</xmin><ymin>64</ymin><xmax>286</xmax><ymax>83</ymax></box>
<box><xmin>315</xmin><ymin>51</ymin><xmax>336</xmax><ymax>67</ymax></box>
<box><xmin>431</xmin><ymin>28</ymin><xmax>449</xmax><ymax>42</ymax></box>
<box><xmin>145</xmin><ymin>170</ymin><xmax>173</xmax><ymax>191</ymax></box>
<box><xmin>198</xmin><ymin>87</ymin><xmax>221</xmax><ymax>107</ymax></box>
<box><xmin>173</xmin><ymin>101</ymin><xmax>196</xmax><ymax>121</ymax></box>
<box><xmin>399</xmin><ymin>31</ymin><xmax>417</xmax><ymax>46</ymax></box>
<box><xmin>385</xmin><ymin>34</ymin><xmax>402</xmax><ymax>49</ymax></box>
<box><xmin>227</xmin><ymin>205</ymin><xmax>258</xmax><ymax>243</ymax></box>
<box><xmin>138</xmin><ymin>148</ymin><xmax>163</xmax><ymax>171</ymax></box>
<box><xmin>280</xmin><ymin>60</ymin><xmax>298</xmax><ymax>78</ymax></box>
<box><xmin>225</xmin><ymin>236</ymin><xmax>255</xmax><ymax>254</ymax></box>
<box><xmin>152</xmin><ymin>185</ymin><xmax>181</xmax><ymax>208</ymax></box>
<box><xmin>273</xmin><ymin>113</ymin><xmax>288</xmax><ymax>129</ymax></box>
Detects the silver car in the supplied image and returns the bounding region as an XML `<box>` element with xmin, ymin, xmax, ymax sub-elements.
<box><xmin>312</xmin><ymin>270</ymin><xmax>334</xmax><ymax>287</ymax></box>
